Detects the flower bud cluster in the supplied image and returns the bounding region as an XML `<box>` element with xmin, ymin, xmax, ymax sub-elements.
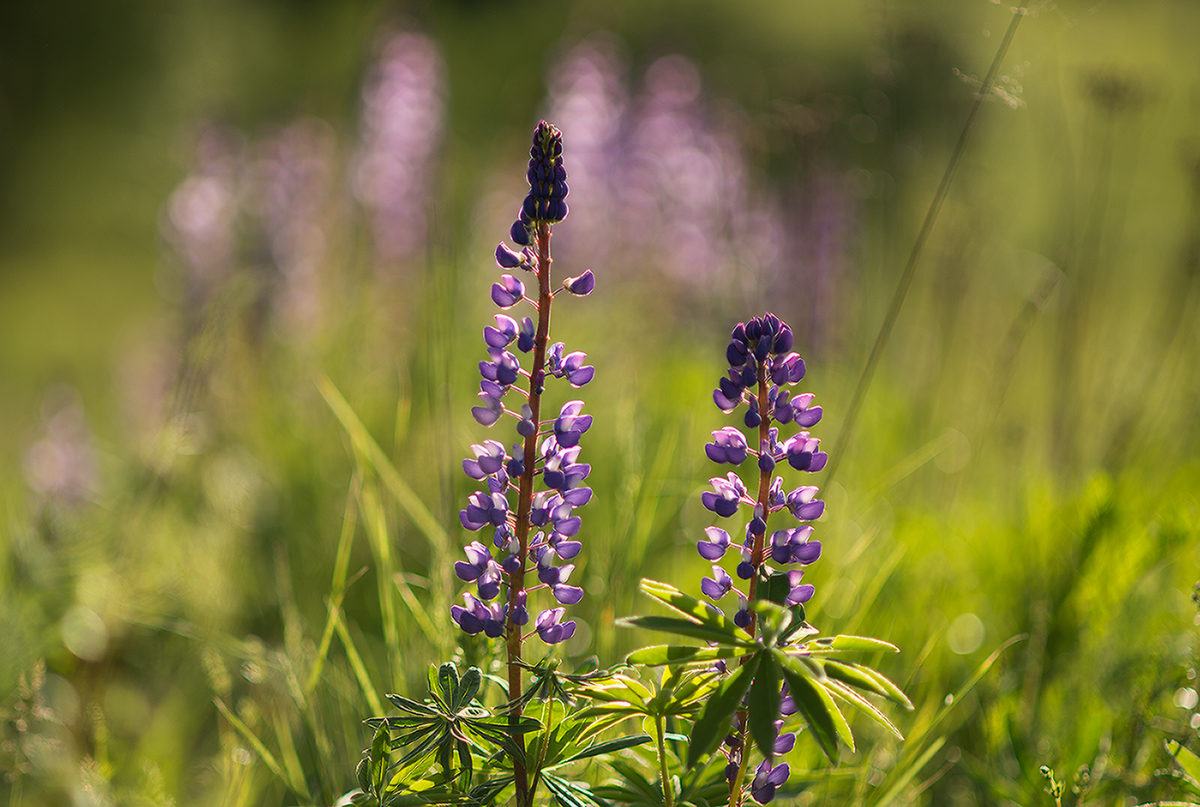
<box><xmin>453</xmin><ymin>121</ymin><xmax>594</xmax><ymax>647</ymax></box>
<box><xmin>697</xmin><ymin>314</ymin><xmax>828</xmax><ymax>619</ymax></box>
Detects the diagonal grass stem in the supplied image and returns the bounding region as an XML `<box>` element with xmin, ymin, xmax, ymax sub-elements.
<box><xmin>826</xmin><ymin>0</ymin><xmax>1029</xmax><ymax>485</ymax></box>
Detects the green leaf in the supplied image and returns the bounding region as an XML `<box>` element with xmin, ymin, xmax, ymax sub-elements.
<box><xmin>775</xmin><ymin>656</ymin><xmax>840</xmax><ymax>763</ymax></box>
<box><xmin>559</xmin><ymin>734</ymin><xmax>652</xmax><ymax>765</ymax></box>
<box><xmin>618</xmin><ymin>615</ymin><xmax>752</xmax><ymax>647</ymax></box>
<box><xmin>456</xmin><ymin>740</ymin><xmax>473</xmax><ymax>788</ymax></box>
<box><xmin>626</xmin><ymin>645</ymin><xmax>748</xmax><ymax>666</ymax></box>
<box><xmin>1167</xmin><ymin>740</ymin><xmax>1200</xmax><ymax>785</ymax></box>
<box><xmin>763</xmin><ymin>572</ymin><xmax>792</xmax><ymax>606</ymax></box>
<box><xmin>807</xmin><ymin>635</ymin><xmax>900</xmax><ymax>653</ymax></box>
<box><xmin>370</xmin><ymin>725</ymin><xmax>390</xmax><ymax>793</ymax></box>
<box><xmin>386</xmin><ymin>693</ymin><xmax>437</xmax><ymax>716</ymax></box>
<box><xmin>747</xmin><ymin>655</ymin><xmax>781</xmax><ymax>760</ymax></box>
<box><xmin>436</xmin><ymin>664</ymin><xmax>459</xmax><ymax>707</ymax></box>
<box><xmin>453</xmin><ymin>667</ymin><xmax>482</xmax><ymax>713</ymax></box>
<box><xmin>749</xmin><ymin>600</ymin><xmax>791</xmax><ymax>645</ymax></box>
<box><xmin>823</xmin><ymin>660</ymin><xmax>913</xmax><ymax>710</ymax></box>
<box><xmin>687</xmin><ymin>653</ymin><xmax>762</xmax><ymax>768</ymax></box>
<box><xmin>822</xmin><ymin>678</ymin><xmax>903</xmax><ymax>740</ymax></box>
<box><xmin>639</xmin><ymin>579</ymin><xmax>738</xmax><ymax>633</ymax></box>
<box><xmin>608</xmin><ymin>759</ymin><xmax>660</xmax><ymax>802</ymax></box>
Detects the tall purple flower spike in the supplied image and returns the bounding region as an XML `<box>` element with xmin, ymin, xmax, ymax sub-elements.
<box><xmin>700</xmin><ymin>314</ymin><xmax>830</xmax><ymax>804</ymax></box>
<box><xmin>455</xmin><ymin>121</ymin><xmax>594</xmax><ymax>664</ymax></box>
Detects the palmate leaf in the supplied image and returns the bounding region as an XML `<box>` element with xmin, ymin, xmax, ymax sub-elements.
<box><xmin>687</xmin><ymin>652</ymin><xmax>762</xmax><ymax>768</ymax></box>
<box><xmin>626</xmin><ymin>644</ymin><xmax>748</xmax><ymax>667</ymax></box>
<box><xmin>618</xmin><ymin>615</ymin><xmax>753</xmax><ymax>647</ymax></box>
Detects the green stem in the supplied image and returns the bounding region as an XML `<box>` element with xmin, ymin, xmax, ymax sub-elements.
<box><xmin>656</xmin><ymin>714</ymin><xmax>674</xmax><ymax>807</ymax></box>
<box><xmin>508</xmin><ymin>220</ymin><xmax>554</xmax><ymax>807</ymax></box>
<box><xmin>728</xmin><ymin>360</ymin><xmax>772</xmax><ymax>807</ymax></box>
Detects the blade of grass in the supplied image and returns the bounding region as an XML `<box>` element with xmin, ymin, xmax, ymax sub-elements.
<box><xmin>359</xmin><ymin>478</ymin><xmax>405</xmax><ymax>684</ymax></box>
<box><xmin>318</xmin><ymin>373</ymin><xmax>451</xmax><ymax>648</ymax></box>
<box><xmin>870</xmin><ymin>736</ymin><xmax>946</xmax><ymax>807</ymax></box>
<box><xmin>307</xmin><ymin>474</ymin><xmax>362</xmax><ymax>695</ymax></box>
<box><xmin>271</xmin><ymin>707</ymin><xmax>309</xmax><ymax>800</ymax></box>
<box><xmin>334</xmin><ymin>612</ymin><xmax>385</xmax><ymax>717</ymax></box>
<box><xmin>214</xmin><ymin>698</ymin><xmax>307</xmax><ymax>798</ymax></box>
<box><xmin>826</xmin><ymin>0</ymin><xmax>1030</xmax><ymax>485</ymax></box>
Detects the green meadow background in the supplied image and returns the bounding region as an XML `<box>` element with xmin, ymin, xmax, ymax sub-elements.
<box><xmin>2</xmin><ymin>1</ymin><xmax>1199</xmax><ymax>804</ymax></box>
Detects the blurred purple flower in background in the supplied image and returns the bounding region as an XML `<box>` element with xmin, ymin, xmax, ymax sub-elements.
<box><xmin>164</xmin><ymin>127</ymin><xmax>245</xmax><ymax>318</ymax></box>
<box><xmin>24</xmin><ymin>386</ymin><xmax>98</xmax><ymax>506</ymax></box>
<box><xmin>545</xmin><ymin>44</ymin><xmax>788</xmax><ymax>306</ymax></box>
<box><xmin>254</xmin><ymin>119</ymin><xmax>337</xmax><ymax>338</ymax></box>
<box><xmin>353</xmin><ymin>32</ymin><xmax>446</xmax><ymax>265</ymax></box>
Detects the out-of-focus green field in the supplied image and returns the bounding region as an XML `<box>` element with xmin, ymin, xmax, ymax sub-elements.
<box><xmin>2</xmin><ymin>1</ymin><xmax>1199</xmax><ymax>805</ymax></box>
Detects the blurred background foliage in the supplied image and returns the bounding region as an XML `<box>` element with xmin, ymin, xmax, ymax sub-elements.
<box><xmin>2</xmin><ymin>0</ymin><xmax>1199</xmax><ymax>804</ymax></box>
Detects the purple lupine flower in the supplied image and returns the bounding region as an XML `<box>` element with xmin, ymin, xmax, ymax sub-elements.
<box><xmin>535</xmin><ymin>608</ymin><xmax>577</xmax><ymax>644</ymax></box>
<box><xmin>783</xmin><ymin>569</ymin><xmax>814</xmax><ymax>606</ymax></box>
<box><xmin>491</xmin><ymin>274</ymin><xmax>526</xmax><ymax>308</ymax></box>
<box><xmin>254</xmin><ymin>119</ymin><xmax>336</xmax><ymax>339</ymax></box>
<box><xmin>451</xmin><ymin>593</ymin><xmax>506</xmax><ymax>638</ymax></box>
<box><xmin>523</xmin><ymin>121</ymin><xmax>570</xmax><ymax>224</ymax></box>
<box><xmin>24</xmin><ymin>387</ymin><xmax>98</xmax><ymax>506</ymax></box>
<box><xmin>554</xmin><ymin>400</ymin><xmax>593</xmax><ymax>448</ymax></box>
<box><xmin>786</xmin><ymin>486</ymin><xmax>825</xmax><ymax>521</ymax></box>
<box><xmin>751</xmin><ymin>759</ymin><xmax>790</xmax><ymax>804</ymax></box>
<box><xmin>701</xmin><ymin>472</ymin><xmax>748</xmax><ymax>517</ymax></box>
<box><xmin>545</xmin><ymin>342</ymin><xmax>595</xmax><ymax>387</ymax></box>
<box><xmin>701</xmin><ymin>566</ymin><xmax>734</xmax><ymax>600</ymax></box>
<box><xmin>698</xmin><ymin>313</ymin><xmax>831</xmax><ymax>662</ymax></box>
<box><xmin>463</xmin><ymin>440</ymin><xmax>508</xmax><ymax>479</ymax></box>
<box><xmin>562</xmin><ymin>270</ymin><xmax>595</xmax><ymax>296</ymax></box>
<box><xmin>697</xmin><ymin>526</ymin><xmax>731</xmax><ymax>560</ymax></box>
<box><xmin>705</xmin><ymin>426</ymin><xmax>749</xmax><ymax>465</ymax></box>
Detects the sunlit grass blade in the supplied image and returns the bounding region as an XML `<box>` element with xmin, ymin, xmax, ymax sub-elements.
<box><xmin>333</xmin><ymin>612</ymin><xmax>385</xmax><ymax>716</ymax></box>
<box><xmin>214</xmin><ymin>698</ymin><xmax>307</xmax><ymax>797</ymax></box>
<box><xmin>307</xmin><ymin>474</ymin><xmax>361</xmax><ymax>695</ymax></box>
<box><xmin>870</xmin><ymin>736</ymin><xmax>946</xmax><ymax>807</ymax></box>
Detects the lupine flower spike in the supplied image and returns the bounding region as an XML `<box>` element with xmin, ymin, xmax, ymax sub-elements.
<box><xmin>699</xmin><ymin>313</ymin><xmax>828</xmax><ymax>804</ymax></box>
<box><xmin>453</xmin><ymin>121</ymin><xmax>592</xmax><ymax>806</ymax></box>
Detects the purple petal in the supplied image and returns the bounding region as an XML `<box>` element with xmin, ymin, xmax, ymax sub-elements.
<box><xmin>495</xmin><ymin>243</ymin><xmax>524</xmax><ymax>268</ymax></box>
<box><xmin>553</xmin><ymin>585</ymin><xmax>584</xmax><ymax>604</ymax></box>
<box><xmin>454</xmin><ymin>561</ymin><xmax>481</xmax><ymax>582</ymax></box>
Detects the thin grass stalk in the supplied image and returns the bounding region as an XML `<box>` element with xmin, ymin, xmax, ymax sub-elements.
<box><xmin>826</xmin><ymin>0</ymin><xmax>1029</xmax><ymax>486</ymax></box>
